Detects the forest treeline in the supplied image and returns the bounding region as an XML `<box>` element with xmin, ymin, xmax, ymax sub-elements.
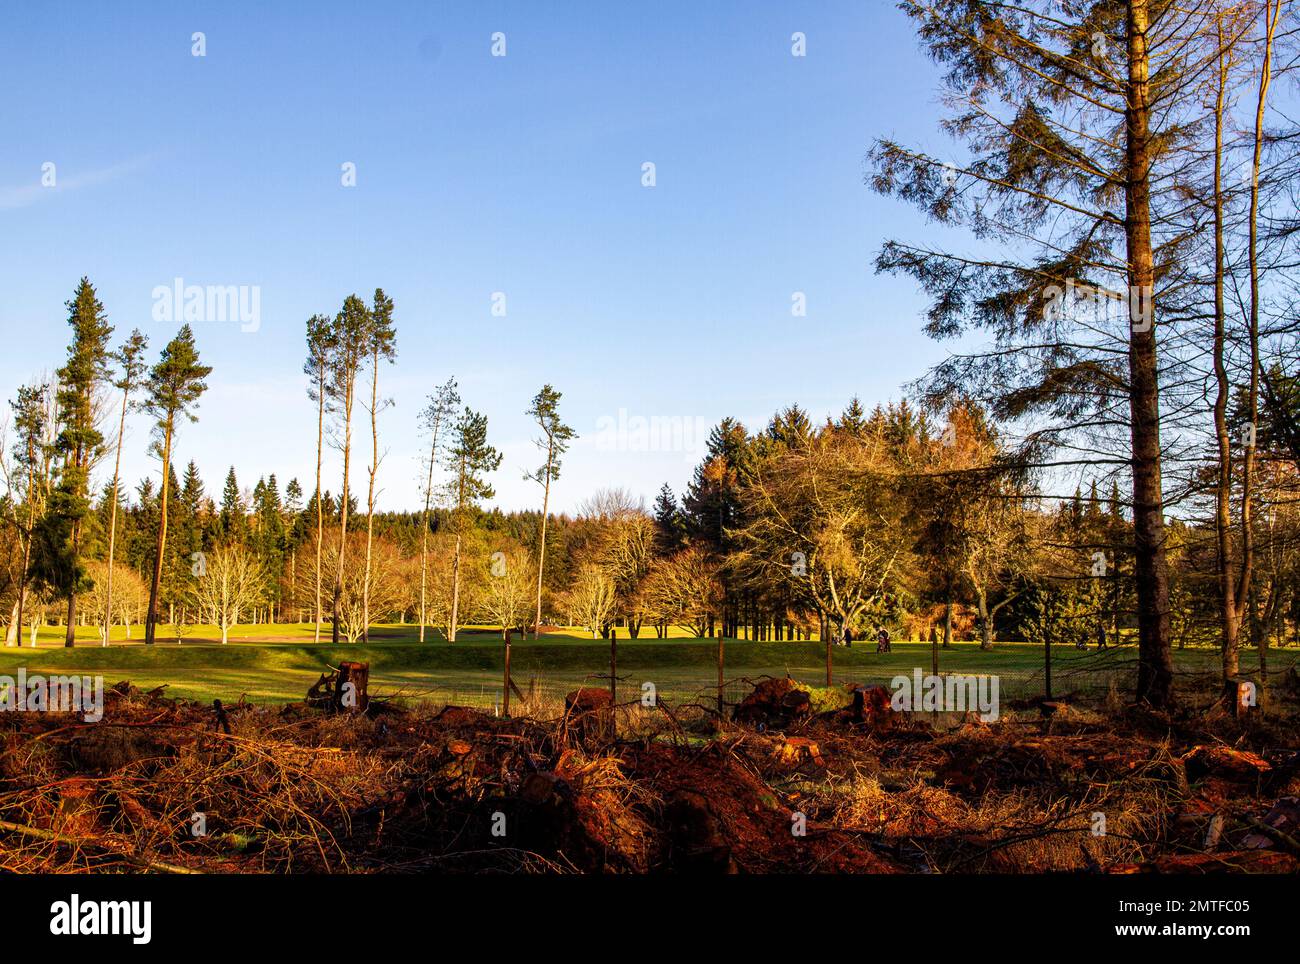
<box><xmin>2</xmin><ymin>339</ymin><xmax>1296</xmax><ymax>670</ymax></box>
<box><xmin>3</xmin><ymin>1</ymin><xmax>1300</xmax><ymax>714</ymax></box>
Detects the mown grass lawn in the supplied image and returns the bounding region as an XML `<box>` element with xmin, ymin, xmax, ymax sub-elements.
<box><xmin>0</xmin><ymin>623</ymin><xmax>1290</xmax><ymax>708</ymax></box>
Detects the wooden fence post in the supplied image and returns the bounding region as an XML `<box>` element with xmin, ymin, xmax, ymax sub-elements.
<box><xmin>717</xmin><ymin>632</ymin><xmax>725</xmax><ymax>718</ymax></box>
<box><xmin>503</xmin><ymin>630</ymin><xmax>512</xmax><ymax>717</ymax></box>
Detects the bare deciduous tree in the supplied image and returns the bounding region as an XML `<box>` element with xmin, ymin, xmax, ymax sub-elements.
<box><xmin>189</xmin><ymin>544</ymin><xmax>266</xmax><ymax>645</ymax></box>
<box><xmin>562</xmin><ymin>565</ymin><xmax>618</xmax><ymax>639</ymax></box>
<box><xmin>482</xmin><ymin>547</ymin><xmax>533</xmax><ymax>640</ymax></box>
<box><xmin>640</xmin><ymin>547</ymin><xmax>721</xmax><ymax>638</ymax></box>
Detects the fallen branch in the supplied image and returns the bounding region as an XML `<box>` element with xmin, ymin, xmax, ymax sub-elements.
<box><xmin>0</xmin><ymin>818</ymin><xmax>203</xmax><ymax>874</ymax></box>
<box><xmin>1246</xmin><ymin>815</ymin><xmax>1300</xmax><ymax>857</ymax></box>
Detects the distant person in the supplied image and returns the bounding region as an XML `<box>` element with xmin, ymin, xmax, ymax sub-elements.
<box><xmin>1096</xmin><ymin>624</ymin><xmax>1107</xmax><ymax>650</ymax></box>
<box><xmin>877</xmin><ymin>628</ymin><xmax>891</xmax><ymax>653</ymax></box>
<box><xmin>844</xmin><ymin>627</ymin><xmax>853</xmax><ymax>648</ymax></box>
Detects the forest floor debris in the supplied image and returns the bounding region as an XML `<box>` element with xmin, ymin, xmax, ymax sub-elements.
<box><xmin>0</xmin><ymin>676</ymin><xmax>1296</xmax><ymax>873</ymax></box>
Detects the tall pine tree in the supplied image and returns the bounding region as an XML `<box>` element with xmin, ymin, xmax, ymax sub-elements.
<box><xmin>51</xmin><ymin>278</ymin><xmax>113</xmax><ymax>646</ymax></box>
<box><xmin>143</xmin><ymin>325</ymin><xmax>211</xmax><ymax>645</ymax></box>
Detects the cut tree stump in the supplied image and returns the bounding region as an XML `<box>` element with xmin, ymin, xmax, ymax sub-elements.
<box><xmin>564</xmin><ymin>687</ymin><xmax>613</xmax><ymax>744</ymax></box>
<box><xmin>775</xmin><ymin>736</ymin><xmax>825</xmax><ymax>768</ymax></box>
<box><xmin>331</xmin><ymin>661</ymin><xmax>370</xmax><ymax>714</ymax></box>
<box><xmin>1226</xmin><ymin>678</ymin><xmax>1258</xmax><ymax>719</ymax></box>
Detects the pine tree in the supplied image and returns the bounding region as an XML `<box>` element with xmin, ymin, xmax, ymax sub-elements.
<box><xmin>162</xmin><ymin>462</ymin><xmax>186</xmax><ymax>617</ymax></box>
<box><xmin>682</xmin><ymin>418</ymin><xmax>751</xmax><ymax>637</ymax></box>
<box><xmin>766</xmin><ymin>405</ymin><xmax>813</xmax><ymax>449</ymax></box>
<box><xmin>326</xmin><ymin>294</ymin><xmax>371</xmax><ymax>643</ymax></box>
<box><xmin>220</xmin><ymin>467</ymin><xmax>246</xmax><ymax>542</ymax></box>
<box><xmin>9</xmin><ymin>382</ymin><xmax>51</xmax><ymax>646</ymax></box>
<box><xmin>51</xmin><ymin>278</ymin><xmax>114</xmax><ymax>646</ymax></box>
<box><xmin>867</xmin><ymin>0</ymin><xmax>1214</xmax><ymax>705</ymax></box>
<box><xmin>143</xmin><ymin>325</ymin><xmax>211</xmax><ymax>645</ymax></box>
<box><xmin>839</xmin><ymin>397</ymin><xmax>867</xmax><ymax>438</ymax></box>
<box><xmin>253</xmin><ymin>474</ymin><xmax>285</xmax><ymax>621</ymax></box>
<box><xmin>683</xmin><ymin>418</ymin><xmax>750</xmax><ymax>551</ymax></box>
<box><xmin>445</xmin><ymin>407</ymin><xmax>502</xmax><ymax>642</ymax></box>
<box><xmin>418</xmin><ymin>378</ymin><xmax>459</xmax><ymax>642</ymax></box>
<box><xmin>304</xmin><ymin>313</ymin><xmax>336</xmax><ymax>642</ymax></box>
<box><xmin>362</xmin><ymin>289</ymin><xmax>397</xmax><ymax>641</ymax></box>
<box><xmin>653</xmin><ymin>483</ymin><xmax>685</xmax><ymax>554</ymax></box>
<box><xmin>130</xmin><ymin>477</ymin><xmax>158</xmax><ymax>576</ymax></box>
<box><xmin>102</xmin><ymin>329</ymin><xmax>148</xmax><ymax>646</ymax></box>
<box><xmin>283</xmin><ymin>477</ymin><xmax>304</xmax><ymax>620</ymax></box>
<box><xmin>174</xmin><ymin>460</ymin><xmax>207</xmax><ymax>592</ymax></box>
<box><xmin>525</xmin><ymin>384</ymin><xmax>575</xmax><ymax>638</ymax></box>
<box><xmin>180</xmin><ymin>461</ymin><xmax>206</xmax><ymax>520</ymax></box>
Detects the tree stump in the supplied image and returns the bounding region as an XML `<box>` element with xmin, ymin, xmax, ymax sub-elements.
<box><xmin>331</xmin><ymin>661</ymin><xmax>370</xmax><ymax>714</ymax></box>
<box><xmin>1226</xmin><ymin>678</ymin><xmax>1258</xmax><ymax>719</ymax></box>
<box><xmin>564</xmin><ymin>687</ymin><xmax>613</xmax><ymax>744</ymax></box>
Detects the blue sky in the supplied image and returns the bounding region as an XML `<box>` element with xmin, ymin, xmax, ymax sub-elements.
<box><xmin>0</xmin><ymin>0</ymin><xmax>956</xmax><ymax>513</ymax></box>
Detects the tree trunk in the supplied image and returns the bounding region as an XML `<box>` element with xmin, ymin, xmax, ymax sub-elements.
<box><xmin>1236</xmin><ymin>0</ymin><xmax>1281</xmax><ymax>701</ymax></box>
<box><xmin>103</xmin><ymin>387</ymin><xmax>130</xmax><ymax>649</ymax></box>
<box><xmin>362</xmin><ymin>349</ymin><xmax>380</xmax><ymax>643</ymax></box>
<box><xmin>14</xmin><ymin>430</ymin><xmax>45</xmax><ymax>648</ymax></box>
<box><xmin>533</xmin><ymin>447</ymin><xmax>552</xmax><ymax>639</ymax></box>
<box><xmin>449</xmin><ymin>532</ymin><xmax>461</xmax><ymax>643</ymax></box>
<box><xmin>333</xmin><ymin>381</ymin><xmax>354</xmax><ymax>645</ymax></box>
<box><xmin>63</xmin><ymin>519</ymin><xmax>80</xmax><ymax>647</ymax></box>
<box><xmin>1125</xmin><ymin>0</ymin><xmax>1173</xmax><ymax>707</ymax></box>
<box><xmin>12</xmin><ymin>506</ymin><xmax>33</xmax><ymax>648</ymax></box>
<box><xmin>313</xmin><ymin>376</ymin><xmax>325</xmax><ymax>644</ymax></box>
<box><xmin>448</xmin><ymin>453</ymin><xmax>466</xmax><ymax>644</ymax></box>
<box><xmin>1210</xmin><ymin>21</ymin><xmax>1242</xmax><ymax>687</ymax></box>
<box><xmin>978</xmin><ymin>589</ymin><xmax>993</xmax><ymax>651</ymax></box>
<box><xmin>418</xmin><ymin>425</ymin><xmax>437</xmax><ymax>644</ymax></box>
<box><xmin>145</xmin><ymin>423</ymin><xmax>175</xmax><ymax>646</ymax></box>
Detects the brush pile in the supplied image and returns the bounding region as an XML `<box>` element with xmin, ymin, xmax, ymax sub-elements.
<box><xmin>0</xmin><ymin>676</ymin><xmax>1296</xmax><ymax>874</ymax></box>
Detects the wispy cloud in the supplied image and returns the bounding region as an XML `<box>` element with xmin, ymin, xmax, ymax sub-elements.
<box><xmin>0</xmin><ymin>154</ymin><xmax>156</xmax><ymax>210</ymax></box>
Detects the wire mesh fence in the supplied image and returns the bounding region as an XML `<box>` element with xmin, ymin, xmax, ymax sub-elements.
<box><xmin>371</xmin><ymin>651</ymin><xmax>1152</xmax><ymax>719</ymax></box>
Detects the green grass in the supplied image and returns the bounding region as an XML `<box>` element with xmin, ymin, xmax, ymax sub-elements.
<box><xmin>0</xmin><ymin>623</ymin><xmax>1291</xmax><ymax>709</ymax></box>
<box><xmin>14</xmin><ymin>621</ymin><xmax>712</xmax><ymax>646</ymax></box>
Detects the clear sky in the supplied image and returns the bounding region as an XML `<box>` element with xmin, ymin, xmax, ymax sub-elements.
<box><xmin>0</xmin><ymin>0</ymin><xmax>957</xmax><ymax>514</ymax></box>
